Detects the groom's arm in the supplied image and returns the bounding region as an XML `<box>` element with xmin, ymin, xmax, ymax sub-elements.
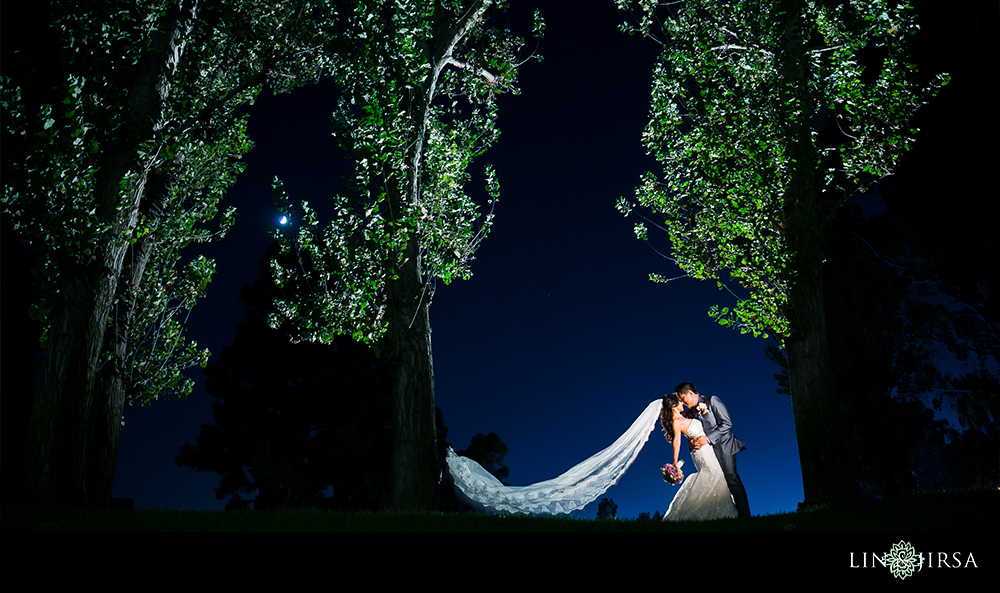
<box><xmin>706</xmin><ymin>397</ymin><xmax>734</xmax><ymax>443</ymax></box>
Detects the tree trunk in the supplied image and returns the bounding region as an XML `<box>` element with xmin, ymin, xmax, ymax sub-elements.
<box><xmin>778</xmin><ymin>1</ymin><xmax>865</xmax><ymax>508</ymax></box>
<box><xmin>88</xmin><ymin>167</ymin><xmax>172</xmax><ymax>503</ymax></box>
<box><xmin>24</xmin><ymin>277</ymin><xmax>105</xmax><ymax>505</ymax></box>
<box><xmin>383</xmin><ymin>67</ymin><xmax>439</xmax><ymax>510</ymax></box>
<box><xmin>373</xmin><ymin>1</ymin><xmax>493</xmax><ymax>512</ymax></box>
<box><xmin>22</xmin><ymin>2</ymin><xmax>197</xmax><ymax>507</ymax></box>
<box><xmin>382</xmin><ymin>237</ymin><xmax>439</xmax><ymax>512</ymax></box>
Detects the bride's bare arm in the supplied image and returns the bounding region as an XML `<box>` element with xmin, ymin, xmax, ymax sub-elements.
<box><xmin>672</xmin><ymin>421</ymin><xmax>682</xmax><ymax>466</ymax></box>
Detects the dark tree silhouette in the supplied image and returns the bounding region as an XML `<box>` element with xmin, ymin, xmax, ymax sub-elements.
<box><xmin>176</xmin><ymin>245</ymin><xmax>392</xmax><ymax>511</ymax></box>
<box><xmin>808</xmin><ymin>0</ymin><xmax>997</xmax><ymax>495</ymax></box>
<box><xmin>457</xmin><ymin>432</ymin><xmax>510</xmax><ymax>485</ymax></box>
<box><xmin>436</xmin><ymin>408</ymin><xmax>513</xmax><ymax>512</ymax></box>
<box><xmin>597</xmin><ymin>497</ymin><xmax>618</xmax><ymax>519</ymax></box>
<box><xmin>820</xmin><ymin>204</ymin><xmax>936</xmax><ymax>497</ymax></box>
<box><xmin>179</xmin><ymin>245</ymin><xmax>517</xmax><ymax>511</ymax></box>
<box><xmin>874</xmin><ymin>0</ymin><xmax>998</xmax><ymax>471</ymax></box>
<box><xmin>0</xmin><ymin>232</ymin><xmax>41</xmax><ymax>506</ymax></box>
<box><xmin>766</xmin><ymin>163</ymin><xmax>998</xmax><ymax>497</ymax></box>
<box><xmin>910</xmin><ymin>424</ymin><xmax>999</xmax><ymax>492</ymax></box>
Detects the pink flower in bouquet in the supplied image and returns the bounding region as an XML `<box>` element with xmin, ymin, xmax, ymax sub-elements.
<box><xmin>661</xmin><ymin>459</ymin><xmax>685</xmax><ymax>485</ymax></box>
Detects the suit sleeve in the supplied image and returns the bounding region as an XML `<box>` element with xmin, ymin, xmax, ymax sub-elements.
<box><xmin>706</xmin><ymin>396</ymin><xmax>733</xmax><ymax>442</ymax></box>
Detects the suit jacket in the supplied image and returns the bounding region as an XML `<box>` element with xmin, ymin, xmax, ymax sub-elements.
<box><xmin>693</xmin><ymin>395</ymin><xmax>745</xmax><ymax>457</ymax></box>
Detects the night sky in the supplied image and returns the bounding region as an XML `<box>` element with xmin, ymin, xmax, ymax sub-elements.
<box><xmin>8</xmin><ymin>1</ymin><xmax>993</xmax><ymax>519</ymax></box>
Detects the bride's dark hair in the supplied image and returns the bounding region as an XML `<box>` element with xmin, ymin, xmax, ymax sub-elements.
<box><xmin>660</xmin><ymin>393</ymin><xmax>681</xmax><ymax>443</ymax></box>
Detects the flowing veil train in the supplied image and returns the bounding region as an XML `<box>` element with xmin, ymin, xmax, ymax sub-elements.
<box><xmin>446</xmin><ymin>399</ymin><xmax>663</xmax><ymax>514</ymax></box>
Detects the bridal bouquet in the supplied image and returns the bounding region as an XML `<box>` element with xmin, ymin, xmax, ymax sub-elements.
<box><xmin>661</xmin><ymin>460</ymin><xmax>685</xmax><ymax>485</ymax></box>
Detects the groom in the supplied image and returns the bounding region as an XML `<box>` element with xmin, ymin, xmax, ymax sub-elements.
<box><xmin>676</xmin><ymin>382</ymin><xmax>751</xmax><ymax>518</ymax></box>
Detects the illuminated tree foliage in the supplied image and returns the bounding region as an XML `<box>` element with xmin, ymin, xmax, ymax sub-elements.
<box><xmin>2</xmin><ymin>0</ymin><xmax>337</xmax><ymax>506</ymax></box>
<box><xmin>268</xmin><ymin>0</ymin><xmax>542</xmax><ymax>510</ymax></box>
<box><xmin>615</xmin><ymin>0</ymin><xmax>947</xmax><ymax>505</ymax></box>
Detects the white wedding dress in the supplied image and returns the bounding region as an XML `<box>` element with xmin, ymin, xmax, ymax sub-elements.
<box><xmin>446</xmin><ymin>399</ymin><xmax>664</xmax><ymax>515</ymax></box>
<box><xmin>662</xmin><ymin>418</ymin><xmax>738</xmax><ymax>522</ymax></box>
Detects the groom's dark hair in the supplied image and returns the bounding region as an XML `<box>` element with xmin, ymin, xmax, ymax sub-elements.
<box><xmin>674</xmin><ymin>382</ymin><xmax>698</xmax><ymax>395</ymax></box>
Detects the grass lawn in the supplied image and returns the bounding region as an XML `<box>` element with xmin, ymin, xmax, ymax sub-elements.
<box><xmin>3</xmin><ymin>488</ymin><xmax>996</xmax><ymax>532</ymax></box>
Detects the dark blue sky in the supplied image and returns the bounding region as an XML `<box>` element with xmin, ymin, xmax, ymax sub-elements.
<box><xmin>111</xmin><ymin>2</ymin><xmax>798</xmax><ymax>518</ymax></box>
<box><xmin>106</xmin><ymin>0</ymin><xmax>989</xmax><ymax>519</ymax></box>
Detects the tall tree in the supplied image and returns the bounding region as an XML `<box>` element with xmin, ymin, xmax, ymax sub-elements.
<box><xmin>1</xmin><ymin>0</ymin><xmax>337</xmax><ymax>506</ymax></box>
<box><xmin>872</xmin><ymin>0</ymin><xmax>999</xmax><ymax>451</ymax></box>
<box><xmin>874</xmin><ymin>182</ymin><xmax>999</xmax><ymax>459</ymax></box>
<box><xmin>766</xmin><ymin>203</ymin><xmax>956</xmax><ymax>497</ymax></box>
<box><xmin>614</xmin><ymin>0</ymin><xmax>947</xmax><ymax>505</ymax></box>
<box><xmin>269</xmin><ymin>0</ymin><xmax>543</xmax><ymax>510</ymax></box>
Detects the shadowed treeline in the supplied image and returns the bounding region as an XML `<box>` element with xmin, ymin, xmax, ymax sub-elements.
<box><xmin>176</xmin><ymin>244</ymin><xmax>511</xmax><ymax>511</ymax></box>
<box><xmin>2</xmin><ymin>489</ymin><xmax>996</xmax><ymax>532</ymax></box>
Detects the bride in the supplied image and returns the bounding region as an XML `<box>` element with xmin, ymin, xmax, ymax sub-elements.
<box><xmin>660</xmin><ymin>392</ymin><xmax>738</xmax><ymax>522</ymax></box>
<box><xmin>444</xmin><ymin>394</ymin><xmax>739</xmax><ymax>518</ymax></box>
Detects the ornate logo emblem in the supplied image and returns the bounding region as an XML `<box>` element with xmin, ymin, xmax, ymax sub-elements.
<box><xmin>887</xmin><ymin>540</ymin><xmax>920</xmax><ymax>580</ymax></box>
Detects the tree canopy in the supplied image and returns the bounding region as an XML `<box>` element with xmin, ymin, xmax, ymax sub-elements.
<box><xmin>2</xmin><ymin>0</ymin><xmax>339</xmax><ymax>506</ymax></box>
<box><xmin>614</xmin><ymin>0</ymin><xmax>949</xmax><ymax>505</ymax></box>
<box><xmin>269</xmin><ymin>0</ymin><xmax>544</xmax><ymax>344</ymax></box>
<box><xmin>616</xmin><ymin>0</ymin><xmax>947</xmax><ymax>341</ymax></box>
<box><xmin>266</xmin><ymin>0</ymin><xmax>542</xmax><ymax>510</ymax></box>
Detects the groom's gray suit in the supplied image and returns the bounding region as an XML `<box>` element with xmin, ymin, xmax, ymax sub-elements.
<box><xmin>692</xmin><ymin>395</ymin><xmax>751</xmax><ymax>518</ymax></box>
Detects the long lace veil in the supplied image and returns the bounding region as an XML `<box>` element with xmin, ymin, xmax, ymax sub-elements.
<box><xmin>445</xmin><ymin>398</ymin><xmax>663</xmax><ymax>514</ymax></box>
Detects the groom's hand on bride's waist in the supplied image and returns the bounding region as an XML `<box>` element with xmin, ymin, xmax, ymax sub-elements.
<box><xmin>689</xmin><ymin>436</ymin><xmax>708</xmax><ymax>452</ymax></box>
